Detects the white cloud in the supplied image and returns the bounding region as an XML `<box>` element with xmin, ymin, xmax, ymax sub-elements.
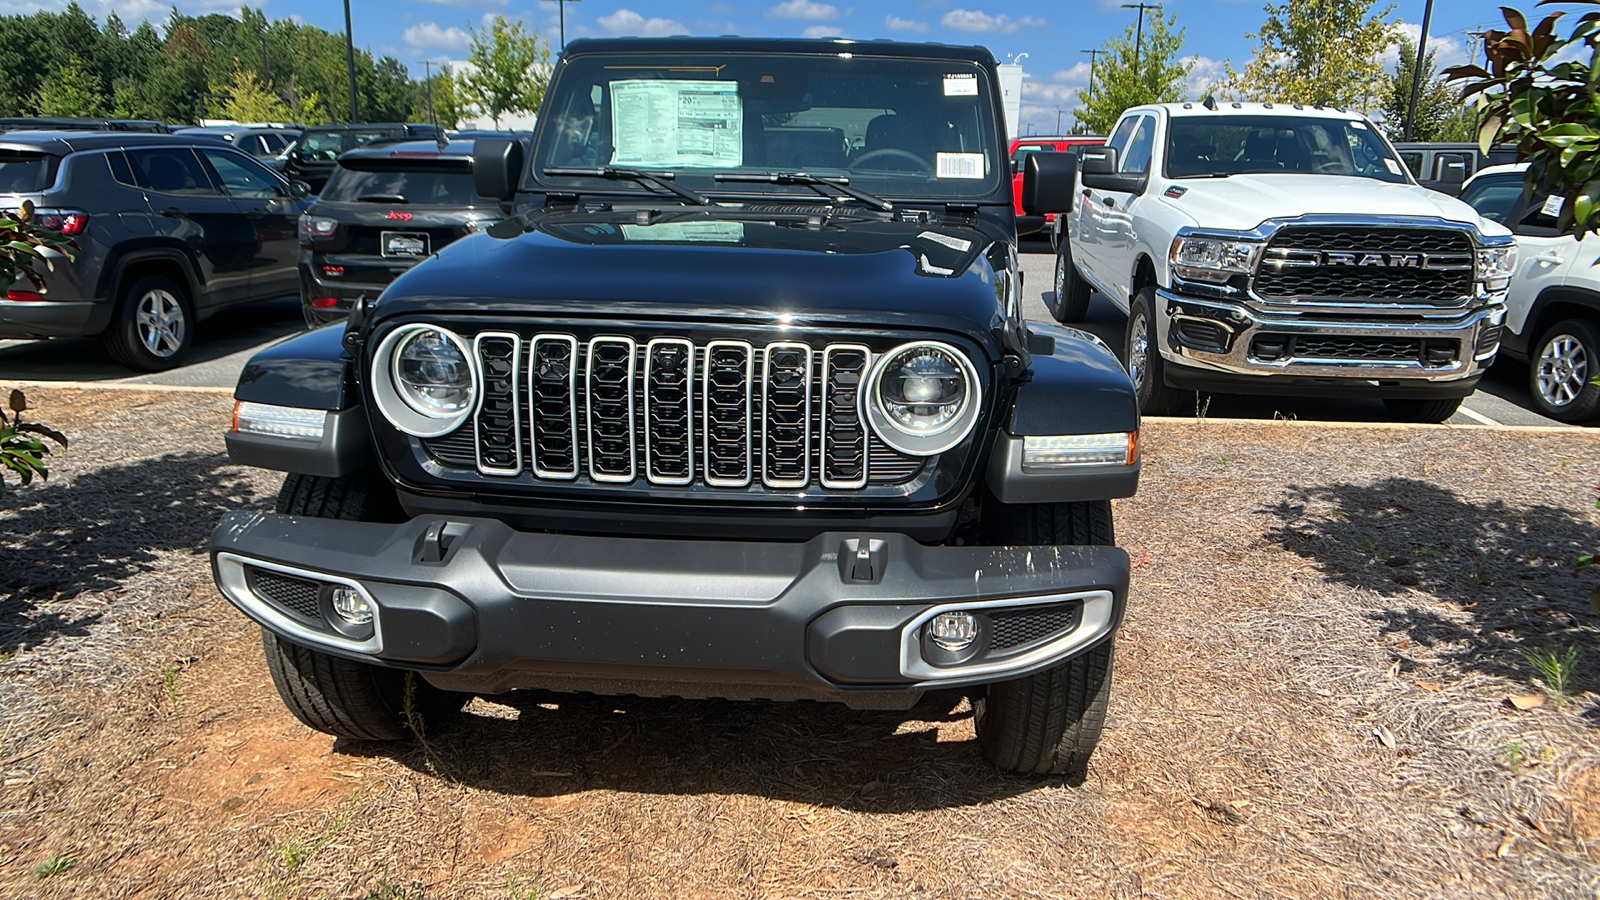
<box><xmin>770</xmin><ymin>0</ymin><xmax>840</xmax><ymax>21</ymax></box>
<box><xmin>1383</xmin><ymin>22</ymin><xmax>1471</xmax><ymax>73</ymax></box>
<box><xmin>885</xmin><ymin>15</ymin><xmax>930</xmax><ymax>33</ymax></box>
<box><xmin>803</xmin><ymin>25</ymin><xmax>847</xmax><ymax>38</ymax></box>
<box><xmin>941</xmin><ymin>10</ymin><xmax>1045</xmax><ymax>34</ymax></box>
<box><xmin>404</xmin><ymin>22</ymin><xmax>473</xmax><ymax>55</ymax></box>
<box><xmin>597</xmin><ymin>9</ymin><xmax>689</xmax><ymax>36</ymax></box>
<box><xmin>1051</xmin><ymin>62</ymin><xmax>1092</xmax><ymax>88</ymax></box>
<box><xmin>1181</xmin><ymin>55</ymin><xmax>1226</xmax><ymax>100</ymax></box>
<box><xmin>1023</xmin><ymin>81</ymin><xmax>1078</xmax><ymax>105</ymax></box>
<box><xmin>420</xmin><ymin>0</ymin><xmax>508</xmax><ymax>8</ymax></box>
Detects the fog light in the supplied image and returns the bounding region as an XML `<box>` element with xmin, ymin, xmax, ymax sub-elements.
<box><xmin>929</xmin><ymin>612</ymin><xmax>978</xmax><ymax>651</ymax></box>
<box><xmin>330</xmin><ymin>586</ymin><xmax>372</xmax><ymax>625</ymax></box>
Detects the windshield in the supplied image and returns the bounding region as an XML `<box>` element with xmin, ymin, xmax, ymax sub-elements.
<box><xmin>535</xmin><ymin>51</ymin><xmax>1003</xmax><ymax>200</ymax></box>
<box><xmin>321</xmin><ymin>162</ymin><xmax>484</xmax><ymax>206</ymax></box>
<box><xmin>295</xmin><ymin>130</ymin><xmax>397</xmax><ymax>161</ymax></box>
<box><xmin>1165</xmin><ymin>115</ymin><xmax>1407</xmax><ymax>183</ymax></box>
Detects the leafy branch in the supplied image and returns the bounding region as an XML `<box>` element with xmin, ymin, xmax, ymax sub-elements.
<box><xmin>1</xmin><ymin>389</ymin><xmax>68</xmax><ymax>498</ymax></box>
<box><xmin>0</xmin><ymin>199</ymin><xmax>78</xmax><ymax>292</ymax></box>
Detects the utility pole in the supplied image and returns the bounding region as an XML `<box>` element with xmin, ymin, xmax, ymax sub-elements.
<box><xmin>1056</xmin><ymin>105</ymin><xmax>1063</xmax><ymax>134</ymax></box>
<box><xmin>1403</xmin><ymin>0</ymin><xmax>1436</xmax><ymax>141</ymax></box>
<box><xmin>343</xmin><ymin>0</ymin><xmax>360</xmax><ymax>123</ymax></box>
<box><xmin>557</xmin><ymin>0</ymin><xmax>582</xmax><ymax>50</ymax></box>
<box><xmin>420</xmin><ymin>60</ymin><xmax>437</xmax><ymax>128</ymax></box>
<box><xmin>1121</xmin><ymin>3</ymin><xmax>1161</xmax><ymax>78</ymax></box>
<box><xmin>1081</xmin><ymin>48</ymin><xmax>1100</xmax><ymax>98</ymax></box>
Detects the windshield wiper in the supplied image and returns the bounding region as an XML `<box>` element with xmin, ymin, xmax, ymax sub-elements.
<box><xmin>543</xmin><ymin>165</ymin><xmax>710</xmax><ymax>205</ymax></box>
<box><xmin>356</xmin><ymin>193</ymin><xmax>408</xmax><ymax>203</ymax></box>
<box><xmin>714</xmin><ymin>172</ymin><xmax>892</xmax><ymax>212</ymax></box>
<box><xmin>1177</xmin><ymin>172</ymin><xmax>1234</xmax><ymax>179</ymax></box>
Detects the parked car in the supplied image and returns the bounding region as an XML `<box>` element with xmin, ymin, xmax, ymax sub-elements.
<box><xmin>1007</xmin><ymin>135</ymin><xmax>1104</xmax><ymax>239</ymax></box>
<box><xmin>212</xmin><ymin>36</ymin><xmax>1143</xmax><ymax>777</ymax></box>
<box><xmin>1393</xmin><ymin>142</ymin><xmax>1519</xmax><ymax>196</ymax></box>
<box><xmin>174</xmin><ymin>125</ymin><xmax>302</xmax><ymax>159</ymax></box>
<box><xmin>1460</xmin><ymin>162</ymin><xmax>1600</xmax><ymax>421</ymax></box>
<box><xmin>282</xmin><ymin>123</ymin><xmax>444</xmax><ymax>193</ymax></box>
<box><xmin>1033</xmin><ymin>100</ymin><xmax>1516</xmax><ymax>423</ymax></box>
<box><xmin>0</xmin><ymin>131</ymin><xmax>314</xmax><ymax>370</ymax></box>
<box><xmin>0</xmin><ymin>117</ymin><xmax>171</xmax><ymax>134</ymax></box>
<box><xmin>298</xmin><ymin>138</ymin><xmax>505</xmax><ymax>327</ymax></box>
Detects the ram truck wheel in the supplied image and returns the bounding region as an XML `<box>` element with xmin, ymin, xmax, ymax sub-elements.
<box><xmin>1051</xmin><ymin>240</ymin><xmax>1092</xmax><ymax>324</ymax></box>
<box><xmin>974</xmin><ymin>499</ymin><xmax>1116</xmax><ymax>775</ymax></box>
<box><xmin>1125</xmin><ymin>286</ymin><xmax>1185</xmax><ymax>416</ymax></box>
<box><xmin>1382</xmin><ymin>397</ymin><xmax>1462</xmax><ymax>424</ymax></box>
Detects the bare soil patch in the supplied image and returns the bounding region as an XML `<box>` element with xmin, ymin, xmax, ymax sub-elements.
<box><xmin>1</xmin><ymin>388</ymin><xmax>1597</xmax><ymax>899</ymax></box>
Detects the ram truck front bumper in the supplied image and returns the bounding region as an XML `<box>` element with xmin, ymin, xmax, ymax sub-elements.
<box><xmin>1154</xmin><ymin>288</ymin><xmax>1503</xmax><ymax>397</ymax></box>
<box><xmin>211</xmin><ymin>511</ymin><xmax>1129</xmax><ymax>709</ymax></box>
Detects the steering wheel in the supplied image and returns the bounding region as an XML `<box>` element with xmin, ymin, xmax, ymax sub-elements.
<box><xmin>1313</xmin><ymin>160</ymin><xmax>1344</xmax><ymax>174</ymax></box>
<box><xmin>848</xmin><ymin>148</ymin><xmax>934</xmax><ymax>174</ymax></box>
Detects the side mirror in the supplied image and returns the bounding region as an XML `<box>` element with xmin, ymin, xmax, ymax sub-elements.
<box><xmin>1021</xmin><ymin>151</ymin><xmax>1079</xmax><ymax>215</ymax></box>
<box><xmin>1435</xmin><ymin>154</ymin><xmax>1467</xmax><ymax>189</ymax></box>
<box><xmin>289</xmin><ymin>180</ymin><xmax>312</xmax><ymax>199</ymax></box>
<box><xmin>1080</xmin><ymin>146</ymin><xmax>1147</xmax><ymax>194</ymax></box>
<box><xmin>474</xmin><ymin>137</ymin><xmax>524</xmax><ymax>202</ymax></box>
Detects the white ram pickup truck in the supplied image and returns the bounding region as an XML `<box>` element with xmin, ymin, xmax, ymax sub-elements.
<box><xmin>1024</xmin><ymin>101</ymin><xmax>1517</xmax><ymax>423</ymax></box>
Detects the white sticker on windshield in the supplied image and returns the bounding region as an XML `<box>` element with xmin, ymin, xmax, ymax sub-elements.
<box><xmin>1351</xmin><ymin>120</ymin><xmax>1368</xmax><ymax>130</ymax></box>
<box><xmin>943</xmin><ymin>73</ymin><xmax>979</xmax><ymax>96</ymax></box>
<box><xmin>936</xmin><ymin>152</ymin><xmax>985</xmax><ymax>179</ymax></box>
<box><xmin>1542</xmin><ymin>194</ymin><xmax>1565</xmax><ymax>217</ymax></box>
<box><xmin>610</xmin><ymin>80</ymin><xmax>743</xmax><ymax>168</ymax></box>
<box><xmin>1383</xmin><ymin>158</ymin><xmax>1401</xmax><ymax>175</ymax></box>
<box><xmin>620</xmin><ymin>222</ymin><xmax>746</xmax><ymax>243</ymax></box>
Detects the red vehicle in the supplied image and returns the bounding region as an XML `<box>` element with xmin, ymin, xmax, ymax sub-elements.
<box><xmin>1009</xmin><ymin>135</ymin><xmax>1105</xmax><ymax>239</ymax></box>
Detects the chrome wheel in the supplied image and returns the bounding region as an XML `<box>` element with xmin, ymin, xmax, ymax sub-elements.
<box><xmin>1536</xmin><ymin>333</ymin><xmax>1589</xmax><ymax>408</ymax></box>
<box><xmin>1054</xmin><ymin>253</ymin><xmax>1065</xmax><ymax>306</ymax></box>
<box><xmin>135</xmin><ymin>289</ymin><xmax>186</xmax><ymax>359</ymax></box>
<box><xmin>1127</xmin><ymin>310</ymin><xmax>1150</xmax><ymax>389</ymax></box>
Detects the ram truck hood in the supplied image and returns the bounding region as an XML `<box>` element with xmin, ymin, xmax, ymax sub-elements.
<box><xmin>1163</xmin><ymin>174</ymin><xmax>1511</xmax><ymax>238</ymax></box>
<box><xmin>373</xmin><ymin>209</ymin><xmax>1014</xmax><ymax>348</ymax></box>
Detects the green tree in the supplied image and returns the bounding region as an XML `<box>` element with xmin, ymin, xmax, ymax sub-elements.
<box><xmin>1383</xmin><ymin>35</ymin><xmax>1465</xmax><ymax>141</ymax></box>
<box><xmin>459</xmin><ymin>15</ymin><xmax>551</xmax><ymax>128</ymax></box>
<box><xmin>1223</xmin><ymin>0</ymin><xmax>1396</xmax><ymax>111</ymax></box>
<box><xmin>1075</xmin><ymin>10</ymin><xmax>1193</xmax><ymax>135</ymax></box>
<box><xmin>219</xmin><ymin>67</ymin><xmax>290</xmax><ymax>122</ymax></box>
<box><xmin>34</xmin><ymin>54</ymin><xmax>103</xmax><ymax>116</ymax></box>
<box><xmin>413</xmin><ymin>65</ymin><xmax>465</xmax><ymax>129</ymax></box>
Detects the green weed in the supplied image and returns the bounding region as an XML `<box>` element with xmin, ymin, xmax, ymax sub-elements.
<box><xmin>1525</xmin><ymin>645</ymin><xmax>1582</xmax><ymax>707</ymax></box>
<box><xmin>162</xmin><ymin>663</ymin><xmax>182</xmax><ymax>711</ymax></box>
<box><xmin>33</xmin><ymin>855</ymin><xmax>74</xmax><ymax>878</ymax></box>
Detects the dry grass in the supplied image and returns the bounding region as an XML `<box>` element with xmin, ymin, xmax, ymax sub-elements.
<box><xmin>0</xmin><ymin>388</ymin><xmax>1596</xmax><ymax>899</ymax></box>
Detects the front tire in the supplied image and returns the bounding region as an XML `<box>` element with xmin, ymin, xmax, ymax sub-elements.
<box><xmin>102</xmin><ymin>274</ymin><xmax>193</xmax><ymax>371</ymax></box>
<box><xmin>1050</xmin><ymin>239</ymin><xmax>1091</xmax><ymax>324</ymax></box>
<box><xmin>1383</xmin><ymin>397</ymin><xmax>1463</xmax><ymax>424</ymax></box>
<box><xmin>1125</xmin><ymin>286</ymin><xmax>1184</xmax><ymax>416</ymax></box>
<box><xmin>265</xmin><ymin>471</ymin><xmax>467</xmax><ymax>741</ymax></box>
<box><xmin>1529</xmin><ymin>318</ymin><xmax>1600</xmax><ymax>422</ymax></box>
<box><xmin>974</xmin><ymin>500</ymin><xmax>1116</xmax><ymax>775</ymax></box>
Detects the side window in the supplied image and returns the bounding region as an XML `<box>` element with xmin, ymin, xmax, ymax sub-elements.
<box><xmin>125</xmin><ymin>147</ymin><xmax>218</xmax><ymax>196</ymax></box>
<box><xmin>200</xmin><ymin>149</ymin><xmax>284</xmax><ymax>199</ymax></box>
<box><xmin>262</xmin><ymin>133</ymin><xmax>288</xmax><ymax>154</ymax></box>
<box><xmin>1460</xmin><ymin>174</ymin><xmax>1526</xmax><ymax>225</ymax></box>
<box><xmin>106</xmin><ymin>150</ymin><xmax>137</xmax><ymax>187</ymax></box>
<box><xmin>1398</xmin><ymin>151</ymin><xmax>1424</xmax><ymax>178</ymax></box>
<box><xmin>1106</xmin><ymin>117</ymin><xmax>1139</xmax><ymax>156</ymax></box>
<box><xmin>1121</xmin><ymin>117</ymin><xmax>1154</xmax><ymax>174</ymax></box>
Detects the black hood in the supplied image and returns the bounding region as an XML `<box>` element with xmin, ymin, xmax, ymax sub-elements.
<box><xmin>371</xmin><ymin>206</ymin><xmax>1013</xmax><ymax>351</ymax></box>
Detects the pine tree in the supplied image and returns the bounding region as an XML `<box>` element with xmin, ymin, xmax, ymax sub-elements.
<box><xmin>1075</xmin><ymin>10</ymin><xmax>1194</xmax><ymax>135</ymax></box>
<box><xmin>1222</xmin><ymin>0</ymin><xmax>1396</xmax><ymax>111</ymax></box>
<box><xmin>34</xmin><ymin>54</ymin><xmax>103</xmax><ymax>117</ymax></box>
<box><xmin>1382</xmin><ymin>35</ymin><xmax>1466</xmax><ymax>141</ymax></box>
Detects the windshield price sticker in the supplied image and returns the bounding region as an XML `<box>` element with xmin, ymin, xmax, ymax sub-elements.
<box><xmin>943</xmin><ymin>73</ymin><xmax>979</xmax><ymax>97</ymax></box>
<box><xmin>1351</xmin><ymin>120</ymin><xmax>1368</xmax><ymax>130</ymax></box>
<box><xmin>611</xmin><ymin>80</ymin><xmax>743</xmax><ymax>168</ymax></box>
<box><xmin>1382</xmin><ymin>158</ymin><xmax>1401</xmax><ymax>175</ymax></box>
<box><xmin>1542</xmin><ymin>194</ymin><xmax>1565</xmax><ymax>217</ymax></box>
<box><xmin>936</xmin><ymin>152</ymin><xmax>985</xmax><ymax>179</ymax></box>
<box><xmin>620</xmin><ymin>222</ymin><xmax>745</xmax><ymax>243</ymax></box>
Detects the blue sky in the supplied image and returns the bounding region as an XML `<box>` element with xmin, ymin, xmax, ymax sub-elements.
<box><xmin>29</xmin><ymin>0</ymin><xmax>1511</xmax><ymax>133</ymax></box>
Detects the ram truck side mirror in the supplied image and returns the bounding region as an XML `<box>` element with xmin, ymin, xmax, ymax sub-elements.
<box><xmin>1021</xmin><ymin>151</ymin><xmax>1079</xmax><ymax>216</ymax></box>
<box><xmin>1079</xmin><ymin>146</ymin><xmax>1147</xmax><ymax>195</ymax></box>
<box><xmin>473</xmin><ymin>137</ymin><xmax>524</xmax><ymax>202</ymax></box>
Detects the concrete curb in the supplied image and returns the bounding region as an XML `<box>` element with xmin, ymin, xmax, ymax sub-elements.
<box><xmin>1142</xmin><ymin>415</ymin><xmax>1594</xmax><ymax>436</ymax></box>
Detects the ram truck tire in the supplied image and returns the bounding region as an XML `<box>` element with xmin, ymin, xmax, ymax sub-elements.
<box><xmin>1382</xmin><ymin>397</ymin><xmax>1463</xmax><ymax>424</ymax></box>
<box><xmin>1126</xmin><ymin>286</ymin><xmax>1185</xmax><ymax>416</ymax></box>
<box><xmin>1529</xmin><ymin>318</ymin><xmax>1600</xmax><ymax>422</ymax></box>
<box><xmin>1051</xmin><ymin>240</ymin><xmax>1092</xmax><ymax>324</ymax></box>
<box><xmin>975</xmin><ymin>499</ymin><xmax>1115</xmax><ymax>775</ymax></box>
<box><xmin>266</xmin><ymin>471</ymin><xmax>468</xmax><ymax>740</ymax></box>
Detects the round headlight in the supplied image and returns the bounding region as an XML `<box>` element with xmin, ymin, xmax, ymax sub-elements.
<box><xmin>371</xmin><ymin>324</ymin><xmax>478</xmax><ymax>437</ymax></box>
<box><xmin>395</xmin><ymin>328</ymin><xmax>475</xmax><ymax>417</ymax></box>
<box><xmin>864</xmin><ymin>342</ymin><xmax>981</xmax><ymax>456</ymax></box>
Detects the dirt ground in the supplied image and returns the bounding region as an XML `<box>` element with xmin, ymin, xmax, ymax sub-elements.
<box><xmin>0</xmin><ymin>387</ymin><xmax>1596</xmax><ymax>900</ymax></box>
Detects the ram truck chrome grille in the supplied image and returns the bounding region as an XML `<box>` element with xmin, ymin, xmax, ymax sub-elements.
<box><xmin>1254</xmin><ymin>226</ymin><xmax>1475</xmax><ymax>306</ymax></box>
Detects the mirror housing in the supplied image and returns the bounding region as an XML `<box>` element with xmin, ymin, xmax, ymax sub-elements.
<box><xmin>288</xmin><ymin>179</ymin><xmax>312</xmax><ymax>199</ymax></box>
<box><xmin>1434</xmin><ymin>153</ymin><xmax>1467</xmax><ymax>190</ymax></box>
<box><xmin>1080</xmin><ymin>146</ymin><xmax>1147</xmax><ymax>194</ymax></box>
<box><xmin>474</xmin><ymin>137</ymin><xmax>524</xmax><ymax>201</ymax></box>
<box><xmin>1021</xmin><ymin>151</ymin><xmax>1079</xmax><ymax>215</ymax></box>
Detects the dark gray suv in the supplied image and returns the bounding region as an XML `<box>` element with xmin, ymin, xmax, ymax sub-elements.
<box><xmin>0</xmin><ymin>131</ymin><xmax>314</xmax><ymax>370</ymax></box>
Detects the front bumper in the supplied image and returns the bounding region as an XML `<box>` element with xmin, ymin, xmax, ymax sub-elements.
<box><xmin>1155</xmin><ymin>288</ymin><xmax>1502</xmax><ymax>385</ymax></box>
<box><xmin>211</xmin><ymin>511</ymin><xmax>1129</xmax><ymax>707</ymax></box>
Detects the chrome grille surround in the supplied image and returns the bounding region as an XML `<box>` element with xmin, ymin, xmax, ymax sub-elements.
<box><xmin>529</xmin><ymin>334</ymin><xmax>580</xmax><ymax>480</ymax></box>
<box><xmin>703</xmin><ymin>340</ymin><xmax>754</xmax><ymax>488</ymax></box>
<box><xmin>644</xmin><ymin>338</ymin><xmax>695</xmax><ymax>486</ymax></box>
<box><xmin>762</xmin><ymin>341</ymin><xmax>813</xmax><ymax>489</ymax></box>
<box><xmin>472</xmin><ymin>331</ymin><xmax>523</xmax><ymax>477</ymax></box>
<box><xmin>820</xmin><ymin>344</ymin><xmax>871</xmax><ymax>489</ymax></box>
<box><xmin>585</xmin><ymin>336</ymin><xmax>637</xmax><ymax>483</ymax></box>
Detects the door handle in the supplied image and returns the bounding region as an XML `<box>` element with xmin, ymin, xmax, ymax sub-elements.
<box><xmin>1532</xmin><ymin>251</ymin><xmax>1565</xmax><ymax>264</ymax></box>
<box><xmin>159</xmin><ymin>207</ymin><xmax>183</xmax><ymax>217</ymax></box>
<box><xmin>1103</xmin><ymin>197</ymin><xmax>1115</xmax><ymax>208</ymax></box>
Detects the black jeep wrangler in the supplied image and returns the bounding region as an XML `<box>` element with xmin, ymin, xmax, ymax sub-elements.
<box><xmin>211</xmin><ymin>37</ymin><xmax>1141</xmax><ymax>775</ymax></box>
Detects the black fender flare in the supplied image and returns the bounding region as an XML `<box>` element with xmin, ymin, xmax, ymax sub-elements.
<box><xmin>228</xmin><ymin>325</ymin><xmax>370</xmax><ymax>477</ymax></box>
<box><xmin>985</xmin><ymin>323</ymin><xmax>1141</xmax><ymax>504</ymax></box>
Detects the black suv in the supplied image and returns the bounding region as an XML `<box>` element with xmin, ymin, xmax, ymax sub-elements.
<box><xmin>211</xmin><ymin>38</ymin><xmax>1140</xmax><ymax>776</ymax></box>
<box><xmin>283</xmin><ymin>124</ymin><xmax>444</xmax><ymax>193</ymax></box>
<box><xmin>298</xmin><ymin>138</ymin><xmax>502</xmax><ymax>327</ymax></box>
<box><xmin>0</xmin><ymin>117</ymin><xmax>171</xmax><ymax>134</ymax></box>
<box><xmin>0</xmin><ymin>131</ymin><xmax>314</xmax><ymax>370</ymax></box>
<box><xmin>173</xmin><ymin>125</ymin><xmax>302</xmax><ymax>159</ymax></box>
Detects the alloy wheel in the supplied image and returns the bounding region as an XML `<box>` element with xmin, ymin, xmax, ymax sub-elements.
<box><xmin>1536</xmin><ymin>333</ymin><xmax>1589</xmax><ymax>408</ymax></box>
<box><xmin>1128</xmin><ymin>310</ymin><xmax>1150</xmax><ymax>388</ymax></box>
<box><xmin>135</xmin><ymin>289</ymin><xmax>186</xmax><ymax>358</ymax></box>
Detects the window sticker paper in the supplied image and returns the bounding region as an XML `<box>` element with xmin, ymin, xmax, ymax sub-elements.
<box><xmin>610</xmin><ymin>80</ymin><xmax>743</xmax><ymax>168</ymax></box>
<box><xmin>1542</xmin><ymin>194</ymin><xmax>1565</xmax><ymax>218</ymax></box>
<box><xmin>943</xmin><ymin>73</ymin><xmax>979</xmax><ymax>97</ymax></box>
<box><xmin>620</xmin><ymin>222</ymin><xmax>745</xmax><ymax>243</ymax></box>
<box><xmin>936</xmin><ymin>152</ymin><xmax>985</xmax><ymax>179</ymax></box>
<box><xmin>1382</xmin><ymin>158</ymin><xmax>1401</xmax><ymax>175</ymax></box>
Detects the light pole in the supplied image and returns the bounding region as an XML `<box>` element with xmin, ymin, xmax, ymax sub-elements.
<box><xmin>419</xmin><ymin>60</ymin><xmax>437</xmax><ymax>128</ymax></box>
<box><xmin>1080</xmin><ymin>48</ymin><xmax>1100</xmax><ymax>98</ymax></box>
<box><xmin>556</xmin><ymin>0</ymin><xmax>583</xmax><ymax>50</ymax></box>
<box><xmin>1056</xmin><ymin>105</ymin><xmax>1063</xmax><ymax>133</ymax></box>
<box><xmin>343</xmin><ymin>0</ymin><xmax>360</xmax><ymax>123</ymax></box>
<box><xmin>1121</xmin><ymin>3</ymin><xmax>1161</xmax><ymax>79</ymax></box>
<box><xmin>1403</xmin><ymin>0</ymin><xmax>1436</xmax><ymax>141</ymax></box>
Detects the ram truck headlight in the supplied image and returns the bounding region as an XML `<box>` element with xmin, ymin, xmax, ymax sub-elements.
<box><xmin>1170</xmin><ymin>236</ymin><xmax>1263</xmax><ymax>284</ymax></box>
<box><xmin>864</xmin><ymin>341</ymin><xmax>981</xmax><ymax>456</ymax></box>
<box><xmin>1022</xmin><ymin>432</ymin><xmax>1139</xmax><ymax>469</ymax></box>
<box><xmin>1476</xmin><ymin>243</ymin><xmax>1517</xmax><ymax>292</ymax></box>
<box><xmin>372</xmin><ymin>324</ymin><xmax>478</xmax><ymax>437</ymax></box>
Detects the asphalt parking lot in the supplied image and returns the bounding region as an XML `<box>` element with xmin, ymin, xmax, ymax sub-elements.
<box><xmin>0</xmin><ymin>250</ymin><xmax>1576</xmax><ymax>428</ymax></box>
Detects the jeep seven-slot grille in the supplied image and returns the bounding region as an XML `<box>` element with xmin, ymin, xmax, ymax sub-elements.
<box><xmin>1253</xmin><ymin>226</ymin><xmax>1475</xmax><ymax>306</ymax></box>
<box><xmin>422</xmin><ymin>335</ymin><xmax>928</xmax><ymax>489</ymax></box>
